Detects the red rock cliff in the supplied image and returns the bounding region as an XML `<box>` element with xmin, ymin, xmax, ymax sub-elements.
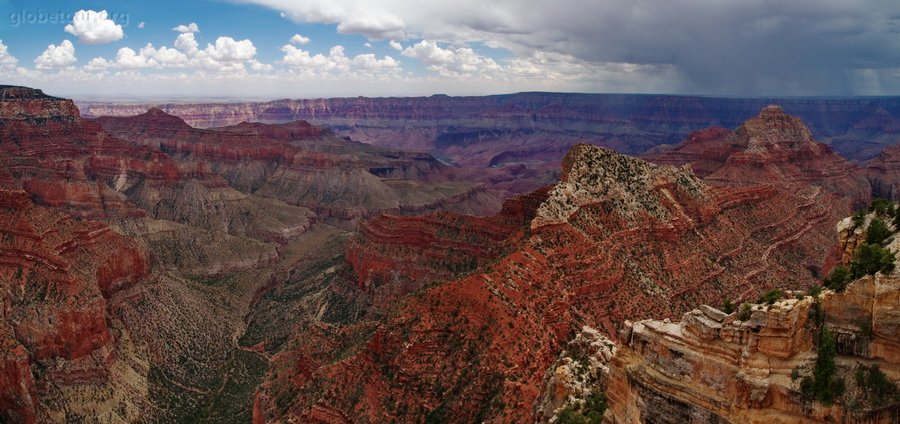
<box><xmin>254</xmin><ymin>143</ymin><xmax>842</xmax><ymax>423</ymax></box>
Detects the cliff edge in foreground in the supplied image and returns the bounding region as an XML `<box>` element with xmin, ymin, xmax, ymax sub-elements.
<box><xmin>605</xmin><ymin>207</ymin><xmax>900</xmax><ymax>423</ymax></box>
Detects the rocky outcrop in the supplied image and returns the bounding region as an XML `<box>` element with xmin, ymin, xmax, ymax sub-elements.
<box><xmin>605</xmin><ymin>276</ymin><xmax>900</xmax><ymax>423</ymax></box>
<box><xmin>645</xmin><ymin>105</ymin><xmax>871</xmax><ymax>210</ymax></box>
<box><xmin>0</xmin><ymin>86</ymin><xmax>315</xmax><ymax>266</ymax></box>
<box><xmin>534</xmin><ymin>143</ymin><xmax>707</xmax><ymax>227</ymax></box>
<box><xmin>0</xmin><ymin>86</ymin><xmax>213</xmax><ymax>220</ymax></box>
<box><xmin>604</xmin><ymin>204</ymin><xmax>900</xmax><ymax>424</ymax></box>
<box><xmin>534</xmin><ymin>326</ymin><xmax>617</xmax><ymax>421</ymax></box>
<box><xmin>606</xmin><ymin>296</ymin><xmax>815</xmax><ymax>424</ymax></box>
<box><xmin>0</xmin><ymin>85</ymin><xmax>80</xmax><ymax>123</ymax></box>
<box><xmin>254</xmin><ymin>144</ymin><xmax>845</xmax><ymax>423</ymax></box>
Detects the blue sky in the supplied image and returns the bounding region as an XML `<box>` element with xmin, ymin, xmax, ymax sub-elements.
<box><xmin>0</xmin><ymin>0</ymin><xmax>897</xmax><ymax>100</ymax></box>
<box><xmin>0</xmin><ymin>1</ymin><xmax>398</xmax><ymax>70</ymax></box>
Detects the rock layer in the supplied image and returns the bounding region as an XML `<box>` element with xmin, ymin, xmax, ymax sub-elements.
<box><xmin>604</xmin><ymin>209</ymin><xmax>900</xmax><ymax>423</ymax></box>
<box><xmin>96</xmin><ymin>108</ymin><xmax>502</xmax><ymax>219</ymax></box>
<box><xmin>605</xmin><ymin>277</ymin><xmax>900</xmax><ymax>423</ymax></box>
<box><xmin>254</xmin><ymin>144</ymin><xmax>843</xmax><ymax>423</ymax></box>
<box><xmin>644</xmin><ymin>105</ymin><xmax>871</xmax><ymax>210</ymax></box>
<box><xmin>0</xmin><ymin>193</ymin><xmax>149</xmax><ymax>423</ymax></box>
<box><xmin>77</xmin><ymin>93</ymin><xmax>900</xmax><ymax>162</ymax></box>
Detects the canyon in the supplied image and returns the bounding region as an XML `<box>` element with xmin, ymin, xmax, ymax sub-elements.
<box><xmin>78</xmin><ymin>94</ymin><xmax>900</xmax><ymax>167</ymax></box>
<box><xmin>0</xmin><ymin>85</ymin><xmax>500</xmax><ymax>422</ymax></box>
<box><xmin>251</xmin><ymin>139</ymin><xmax>865</xmax><ymax>422</ymax></box>
<box><xmin>77</xmin><ymin>95</ymin><xmax>900</xmax><ymax>214</ymax></box>
<box><xmin>2</xmin><ymin>85</ymin><xmax>899</xmax><ymax>423</ymax></box>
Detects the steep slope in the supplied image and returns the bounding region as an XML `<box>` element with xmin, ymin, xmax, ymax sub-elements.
<box><xmin>866</xmin><ymin>142</ymin><xmax>900</xmax><ymax>201</ymax></box>
<box><xmin>0</xmin><ymin>85</ymin><xmax>525</xmax><ymax>422</ymax></box>
<box><xmin>253</xmin><ymin>144</ymin><xmax>842</xmax><ymax>423</ymax></box>
<box><xmin>0</xmin><ymin>189</ymin><xmax>150</xmax><ymax>423</ymax></box>
<box><xmin>605</xmin><ymin>210</ymin><xmax>900</xmax><ymax>423</ymax></box>
<box><xmin>0</xmin><ymin>86</ymin><xmax>324</xmax><ymax>422</ymax></box>
<box><xmin>345</xmin><ymin>187</ymin><xmax>550</xmax><ymax>316</ymax></box>
<box><xmin>0</xmin><ymin>86</ymin><xmax>315</xmax><ymax>275</ymax></box>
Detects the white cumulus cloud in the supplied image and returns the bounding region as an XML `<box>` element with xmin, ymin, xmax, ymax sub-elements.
<box><xmin>90</xmin><ymin>43</ymin><xmax>190</xmax><ymax>70</ymax></box>
<box><xmin>203</xmin><ymin>37</ymin><xmax>257</xmax><ymax>62</ymax></box>
<box><xmin>401</xmin><ymin>40</ymin><xmax>500</xmax><ymax>76</ymax></box>
<box><xmin>64</xmin><ymin>10</ymin><xmax>124</xmax><ymax>44</ymax></box>
<box><xmin>281</xmin><ymin>44</ymin><xmax>399</xmax><ymax>76</ymax></box>
<box><xmin>34</xmin><ymin>40</ymin><xmax>77</xmax><ymax>69</ymax></box>
<box><xmin>172</xmin><ymin>23</ymin><xmax>200</xmax><ymax>33</ymax></box>
<box><xmin>0</xmin><ymin>40</ymin><xmax>19</xmax><ymax>70</ymax></box>
<box><xmin>352</xmin><ymin>53</ymin><xmax>400</xmax><ymax>71</ymax></box>
<box><xmin>174</xmin><ymin>33</ymin><xmax>200</xmax><ymax>56</ymax></box>
<box><xmin>84</xmin><ymin>31</ymin><xmax>263</xmax><ymax>76</ymax></box>
<box><xmin>290</xmin><ymin>34</ymin><xmax>311</xmax><ymax>45</ymax></box>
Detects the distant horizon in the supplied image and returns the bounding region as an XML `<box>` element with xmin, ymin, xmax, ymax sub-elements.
<box><xmin>62</xmin><ymin>90</ymin><xmax>900</xmax><ymax>104</ymax></box>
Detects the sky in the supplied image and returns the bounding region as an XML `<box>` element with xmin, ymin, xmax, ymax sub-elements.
<box><xmin>0</xmin><ymin>0</ymin><xmax>898</xmax><ymax>100</ymax></box>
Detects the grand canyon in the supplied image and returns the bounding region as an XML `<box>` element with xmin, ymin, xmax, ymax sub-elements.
<box><xmin>2</xmin><ymin>2</ymin><xmax>900</xmax><ymax>422</ymax></box>
<box><xmin>2</xmin><ymin>84</ymin><xmax>899</xmax><ymax>423</ymax></box>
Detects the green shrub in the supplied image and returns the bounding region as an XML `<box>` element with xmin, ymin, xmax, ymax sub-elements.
<box><xmin>824</xmin><ymin>265</ymin><xmax>851</xmax><ymax>292</ymax></box>
<box><xmin>852</xmin><ymin>209</ymin><xmax>867</xmax><ymax>226</ymax></box>
<box><xmin>813</xmin><ymin>326</ymin><xmax>839</xmax><ymax>405</ymax></box>
<box><xmin>737</xmin><ymin>303</ymin><xmax>752</xmax><ymax>321</ymax></box>
<box><xmin>855</xmin><ymin>364</ymin><xmax>900</xmax><ymax>408</ymax></box>
<box><xmin>807</xmin><ymin>284</ymin><xmax>824</xmax><ymax>298</ymax></box>
<box><xmin>865</xmin><ymin>218</ymin><xmax>892</xmax><ymax>245</ymax></box>
<box><xmin>850</xmin><ymin>243</ymin><xmax>896</xmax><ymax>279</ymax></box>
<box><xmin>757</xmin><ymin>289</ymin><xmax>784</xmax><ymax>305</ymax></box>
<box><xmin>556</xmin><ymin>404</ymin><xmax>588</xmax><ymax>424</ymax></box>
<box><xmin>800</xmin><ymin>376</ymin><xmax>815</xmax><ymax>400</ymax></box>
<box><xmin>556</xmin><ymin>392</ymin><xmax>606</xmax><ymax>424</ymax></box>
<box><xmin>869</xmin><ymin>198</ymin><xmax>894</xmax><ymax>216</ymax></box>
<box><xmin>809</xmin><ymin>297</ymin><xmax>825</xmax><ymax>327</ymax></box>
<box><xmin>722</xmin><ymin>298</ymin><xmax>736</xmax><ymax>314</ymax></box>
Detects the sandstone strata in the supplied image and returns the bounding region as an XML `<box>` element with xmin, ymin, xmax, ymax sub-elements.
<box><xmin>605</xmin><ymin>277</ymin><xmax>899</xmax><ymax>423</ymax></box>
<box><xmin>96</xmin><ymin>108</ymin><xmax>502</xmax><ymax>219</ymax></box>
<box><xmin>253</xmin><ymin>143</ymin><xmax>843</xmax><ymax>423</ymax></box>
<box><xmin>604</xmin><ymin>210</ymin><xmax>900</xmax><ymax>424</ymax></box>
<box><xmin>0</xmin><ymin>194</ymin><xmax>150</xmax><ymax>423</ymax></box>
<box><xmin>77</xmin><ymin>93</ymin><xmax>900</xmax><ymax>162</ymax></box>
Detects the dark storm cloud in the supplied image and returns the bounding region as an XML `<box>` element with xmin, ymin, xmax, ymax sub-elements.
<box><xmin>241</xmin><ymin>0</ymin><xmax>900</xmax><ymax>95</ymax></box>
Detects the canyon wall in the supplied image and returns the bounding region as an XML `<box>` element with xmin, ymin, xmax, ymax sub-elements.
<box><xmin>78</xmin><ymin>93</ymin><xmax>900</xmax><ymax>165</ymax></box>
<box><xmin>604</xmin><ymin>209</ymin><xmax>900</xmax><ymax>423</ymax></box>
<box><xmin>606</xmin><ymin>271</ymin><xmax>900</xmax><ymax>423</ymax></box>
<box><xmin>253</xmin><ymin>142</ymin><xmax>847</xmax><ymax>422</ymax></box>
